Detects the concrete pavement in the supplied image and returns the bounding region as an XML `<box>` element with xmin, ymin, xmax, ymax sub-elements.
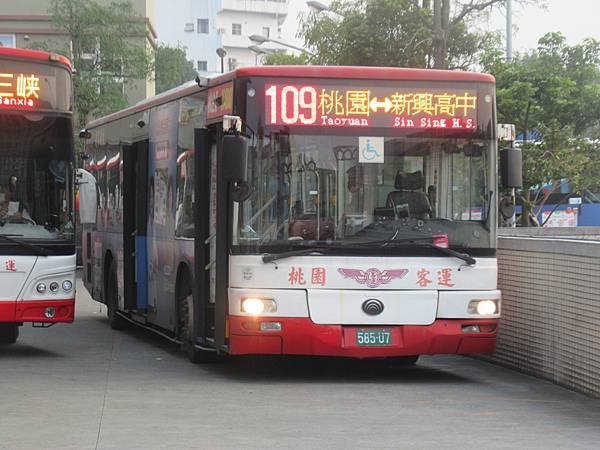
<box><xmin>1</xmin><ymin>280</ymin><xmax>600</xmax><ymax>449</ymax></box>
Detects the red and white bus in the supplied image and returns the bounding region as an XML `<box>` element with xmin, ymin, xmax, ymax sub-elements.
<box><xmin>81</xmin><ymin>66</ymin><xmax>505</xmax><ymax>363</ymax></box>
<box><xmin>0</xmin><ymin>48</ymin><xmax>76</xmax><ymax>344</ymax></box>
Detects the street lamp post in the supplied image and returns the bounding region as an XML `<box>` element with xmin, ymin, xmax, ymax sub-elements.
<box><xmin>248</xmin><ymin>34</ymin><xmax>315</xmax><ymax>56</ymax></box>
<box><xmin>216</xmin><ymin>47</ymin><xmax>227</xmax><ymax>73</ymax></box>
<box><xmin>248</xmin><ymin>45</ymin><xmax>271</xmax><ymax>65</ymax></box>
<box><xmin>306</xmin><ymin>0</ymin><xmax>329</xmax><ymax>13</ymax></box>
<box><xmin>506</xmin><ymin>0</ymin><xmax>513</xmax><ymax>63</ymax></box>
<box><xmin>306</xmin><ymin>1</ymin><xmax>344</xmax><ymax>18</ymax></box>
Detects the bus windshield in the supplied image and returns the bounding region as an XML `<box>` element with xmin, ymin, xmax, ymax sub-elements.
<box><xmin>236</xmin><ymin>133</ymin><xmax>492</xmax><ymax>252</ymax></box>
<box><xmin>0</xmin><ymin>114</ymin><xmax>74</xmax><ymax>240</ymax></box>
<box><xmin>236</xmin><ymin>76</ymin><xmax>495</xmax><ymax>253</ymax></box>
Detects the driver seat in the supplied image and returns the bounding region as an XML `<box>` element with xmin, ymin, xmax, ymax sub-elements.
<box><xmin>386</xmin><ymin>171</ymin><xmax>432</xmax><ymax>219</ymax></box>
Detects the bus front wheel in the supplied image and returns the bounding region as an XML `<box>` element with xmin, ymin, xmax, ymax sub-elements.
<box><xmin>178</xmin><ymin>294</ymin><xmax>215</xmax><ymax>364</ymax></box>
<box><xmin>0</xmin><ymin>323</ymin><xmax>19</xmax><ymax>344</ymax></box>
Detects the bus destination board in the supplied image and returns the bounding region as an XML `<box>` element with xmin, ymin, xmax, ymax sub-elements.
<box><xmin>0</xmin><ymin>72</ymin><xmax>41</xmax><ymax>108</ymax></box>
<box><xmin>265</xmin><ymin>83</ymin><xmax>479</xmax><ymax>131</ymax></box>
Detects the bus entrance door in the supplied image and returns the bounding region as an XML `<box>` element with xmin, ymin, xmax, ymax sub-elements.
<box><xmin>122</xmin><ymin>140</ymin><xmax>149</xmax><ymax>311</ymax></box>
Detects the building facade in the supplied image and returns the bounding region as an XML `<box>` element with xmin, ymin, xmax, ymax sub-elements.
<box><xmin>0</xmin><ymin>0</ymin><xmax>156</xmax><ymax>105</ymax></box>
<box><xmin>155</xmin><ymin>0</ymin><xmax>289</xmax><ymax>74</ymax></box>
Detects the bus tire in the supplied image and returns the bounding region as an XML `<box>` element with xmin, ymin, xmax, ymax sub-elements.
<box><xmin>179</xmin><ymin>293</ymin><xmax>215</xmax><ymax>364</ymax></box>
<box><xmin>106</xmin><ymin>261</ymin><xmax>128</xmax><ymax>330</ymax></box>
<box><xmin>387</xmin><ymin>355</ymin><xmax>419</xmax><ymax>366</ymax></box>
<box><xmin>0</xmin><ymin>323</ymin><xmax>19</xmax><ymax>344</ymax></box>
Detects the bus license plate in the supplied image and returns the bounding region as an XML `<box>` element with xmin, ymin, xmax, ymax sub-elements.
<box><xmin>356</xmin><ymin>329</ymin><xmax>392</xmax><ymax>346</ymax></box>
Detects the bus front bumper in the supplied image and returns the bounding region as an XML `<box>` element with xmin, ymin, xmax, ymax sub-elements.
<box><xmin>0</xmin><ymin>299</ymin><xmax>75</xmax><ymax>323</ymax></box>
<box><xmin>228</xmin><ymin>316</ymin><xmax>497</xmax><ymax>358</ymax></box>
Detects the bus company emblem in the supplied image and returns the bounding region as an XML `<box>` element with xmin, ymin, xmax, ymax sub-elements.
<box><xmin>337</xmin><ymin>268</ymin><xmax>409</xmax><ymax>288</ymax></box>
<box><xmin>362</xmin><ymin>299</ymin><xmax>384</xmax><ymax>316</ymax></box>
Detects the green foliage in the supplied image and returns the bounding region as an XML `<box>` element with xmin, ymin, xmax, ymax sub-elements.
<box><xmin>484</xmin><ymin>32</ymin><xmax>600</xmax><ymax>224</ymax></box>
<box><xmin>262</xmin><ymin>52</ymin><xmax>310</xmax><ymax>66</ymax></box>
<box><xmin>300</xmin><ymin>0</ymin><xmax>431</xmax><ymax>67</ymax></box>
<box><xmin>298</xmin><ymin>0</ymin><xmax>507</xmax><ymax>69</ymax></box>
<box><xmin>47</xmin><ymin>0</ymin><xmax>153</xmax><ymax>128</ymax></box>
<box><xmin>155</xmin><ymin>44</ymin><xmax>197</xmax><ymax>94</ymax></box>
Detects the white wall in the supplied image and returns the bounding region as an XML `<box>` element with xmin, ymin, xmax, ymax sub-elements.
<box><xmin>218</xmin><ymin>10</ymin><xmax>286</xmax><ymax>68</ymax></box>
<box><xmin>155</xmin><ymin>0</ymin><xmax>289</xmax><ymax>73</ymax></box>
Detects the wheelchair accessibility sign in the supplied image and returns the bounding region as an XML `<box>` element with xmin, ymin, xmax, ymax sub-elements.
<box><xmin>359</xmin><ymin>136</ymin><xmax>384</xmax><ymax>163</ymax></box>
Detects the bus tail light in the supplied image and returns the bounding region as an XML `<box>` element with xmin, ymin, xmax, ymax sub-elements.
<box><xmin>241</xmin><ymin>297</ymin><xmax>277</xmax><ymax>315</ymax></box>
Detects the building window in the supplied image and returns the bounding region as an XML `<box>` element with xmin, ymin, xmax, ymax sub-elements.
<box><xmin>197</xmin><ymin>19</ymin><xmax>209</xmax><ymax>34</ymax></box>
<box><xmin>228</xmin><ymin>58</ymin><xmax>237</xmax><ymax>71</ymax></box>
<box><xmin>262</xmin><ymin>27</ymin><xmax>270</xmax><ymax>38</ymax></box>
<box><xmin>232</xmin><ymin>23</ymin><xmax>242</xmax><ymax>36</ymax></box>
<box><xmin>0</xmin><ymin>35</ymin><xmax>16</xmax><ymax>48</ymax></box>
<box><xmin>197</xmin><ymin>60</ymin><xmax>208</xmax><ymax>72</ymax></box>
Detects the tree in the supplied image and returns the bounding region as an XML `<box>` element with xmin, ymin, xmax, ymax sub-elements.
<box><xmin>155</xmin><ymin>44</ymin><xmax>197</xmax><ymax>94</ymax></box>
<box><xmin>431</xmin><ymin>0</ymin><xmax>521</xmax><ymax>68</ymax></box>
<box><xmin>262</xmin><ymin>51</ymin><xmax>310</xmax><ymax>66</ymax></box>
<box><xmin>300</xmin><ymin>0</ymin><xmax>432</xmax><ymax>67</ymax></box>
<box><xmin>298</xmin><ymin>0</ymin><xmax>535</xmax><ymax>69</ymax></box>
<box><xmin>483</xmin><ymin>33</ymin><xmax>600</xmax><ymax>225</ymax></box>
<box><xmin>46</xmin><ymin>0</ymin><xmax>153</xmax><ymax>128</ymax></box>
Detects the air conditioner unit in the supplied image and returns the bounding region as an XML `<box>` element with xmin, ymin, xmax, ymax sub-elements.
<box><xmin>184</xmin><ymin>23</ymin><xmax>194</xmax><ymax>32</ymax></box>
<box><xmin>217</xmin><ymin>28</ymin><xmax>226</xmax><ymax>35</ymax></box>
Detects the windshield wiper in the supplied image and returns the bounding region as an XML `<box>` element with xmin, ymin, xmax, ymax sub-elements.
<box><xmin>261</xmin><ymin>234</ymin><xmax>476</xmax><ymax>266</ymax></box>
<box><xmin>385</xmin><ymin>239</ymin><xmax>476</xmax><ymax>266</ymax></box>
<box><xmin>262</xmin><ymin>248</ymin><xmax>327</xmax><ymax>263</ymax></box>
<box><xmin>0</xmin><ymin>234</ymin><xmax>49</xmax><ymax>257</ymax></box>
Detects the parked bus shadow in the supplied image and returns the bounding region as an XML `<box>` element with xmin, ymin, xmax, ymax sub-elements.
<box><xmin>212</xmin><ymin>355</ymin><xmax>473</xmax><ymax>385</ymax></box>
<box><xmin>0</xmin><ymin>344</ymin><xmax>63</xmax><ymax>359</ymax></box>
<box><xmin>103</xmin><ymin>316</ymin><xmax>473</xmax><ymax>385</ymax></box>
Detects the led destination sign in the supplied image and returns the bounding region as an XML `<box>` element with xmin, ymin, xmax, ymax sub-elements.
<box><xmin>265</xmin><ymin>83</ymin><xmax>479</xmax><ymax>131</ymax></box>
<box><xmin>0</xmin><ymin>72</ymin><xmax>41</xmax><ymax>108</ymax></box>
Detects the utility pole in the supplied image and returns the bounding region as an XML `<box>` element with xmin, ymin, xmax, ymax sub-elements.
<box><xmin>506</xmin><ymin>0</ymin><xmax>513</xmax><ymax>63</ymax></box>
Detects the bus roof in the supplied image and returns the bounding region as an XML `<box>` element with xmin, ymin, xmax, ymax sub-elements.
<box><xmin>227</xmin><ymin>65</ymin><xmax>495</xmax><ymax>83</ymax></box>
<box><xmin>87</xmin><ymin>65</ymin><xmax>495</xmax><ymax>130</ymax></box>
<box><xmin>0</xmin><ymin>47</ymin><xmax>72</xmax><ymax>72</ymax></box>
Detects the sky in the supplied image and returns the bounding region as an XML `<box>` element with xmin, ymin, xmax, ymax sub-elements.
<box><xmin>281</xmin><ymin>0</ymin><xmax>600</xmax><ymax>54</ymax></box>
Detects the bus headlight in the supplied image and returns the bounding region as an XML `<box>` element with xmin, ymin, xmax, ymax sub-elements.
<box><xmin>44</xmin><ymin>306</ymin><xmax>56</xmax><ymax>318</ymax></box>
<box><xmin>241</xmin><ymin>297</ymin><xmax>277</xmax><ymax>315</ymax></box>
<box><xmin>62</xmin><ymin>280</ymin><xmax>73</xmax><ymax>292</ymax></box>
<box><xmin>468</xmin><ymin>299</ymin><xmax>498</xmax><ymax>315</ymax></box>
<box><xmin>49</xmin><ymin>282</ymin><xmax>59</xmax><ymax>292</ymax></box>
<box><xmin>36</xmin><ymin>283</ymin><xmax>47</xmax><ymax>293</ymax></box>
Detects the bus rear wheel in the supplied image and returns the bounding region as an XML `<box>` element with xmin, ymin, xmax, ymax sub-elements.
<box><xmin>106</xmin><ymin>261</ymin><xmax>128</xmax><ymax>330</ymax></box>
<box><xmin>0</xmin><ymin>323</ymin><xmax>19</xmax><ymax>344</ymax></box>
<box><xmin>179</xmin><ymin>294</ymin><xmax>215</xmax><ymax>364</ymax></box>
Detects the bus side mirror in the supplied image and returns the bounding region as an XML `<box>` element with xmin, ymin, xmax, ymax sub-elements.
<box><xmin>76</xmin><ymin>169</ymin><xmax>98</xmax><ymax>224</ymax></box>
<box><xmin>500</xmin><ymin>147</ymin><xmax>522</xmax><ymax>189</ymax></box>
<box><xmin>222</xmin><ymin>135</ymin><xmax>252</xmax><ymax>203</ymax></box>
<box><xmin>222</xmin><ymin>135</ymin><xmax>247</xmax><ymax>182</ymax></box>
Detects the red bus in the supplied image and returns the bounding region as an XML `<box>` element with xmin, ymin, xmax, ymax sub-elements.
<box><xmin>81</xmin><ymin>66</ymin><xmax>503</xmax><ymax>363</ymax></box>
<box><xmin>0</xmin><ymin>48</ymin><xmax>76</xmax><ymax>344</ymax></box>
